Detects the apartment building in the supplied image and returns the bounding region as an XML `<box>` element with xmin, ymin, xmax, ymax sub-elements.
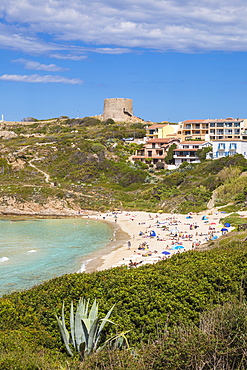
<box><xmin>177</xmin><ymin>118</ymin><xmax>247</xmax><ymax>141</ymax></box>
<box><xmin>131</xmin><ymin>138</ymin><xmax>180</xmax><ymax>167</ymax></box>
<box><xmin>146</xmin><ymin>123</ymin><xmax>178</xmax><ymax>139</ymax></box>
<box><xmin>173</xmin><ymin>141</ymin><xmax>212</xmax><ymax>166</ymax></box>
<box><xmin>212</xmin><ymin>139</ymin><xmax>247</xmax><ymax>159</ymax></box>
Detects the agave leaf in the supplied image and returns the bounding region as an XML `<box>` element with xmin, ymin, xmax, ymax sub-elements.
<box><xmin>79</xmin><ymin>341</ymin><xmax>86</xmax><ymax>360</ymax></box>
<box><xmin>89</xmin><ymin>298</ymin><xmax>98</xmax><ymax>323</ymax></box>
<box><xmin>61</xmin><ymin>302</ymin><xmax>70</xmax><ymax>344</ymax></box>
<box><xmin>98</xmin><ymin>330</ymin><xmax>131</xmax><ymax>352</ymax></box>
<box><xmin>70</xmin><ymin>301</ymin><xmax>75</xmax><ymax>348</ymax></box>
<box><xmin>94</xmin><ymin>304</ymin><xmax>115</xmax><ymax>348</ymax></box>
<box><xmin>88</xmin><ymin>317</ymin><xmax>100</xmax><ymax>353</ymax></box>
<box><xmin>80</xmin><ymin>317</ymin><xmax>90</xmax><ymax>352</ymax></box>
<box><xmin>55</xmin><ymin>313</ymin><xmax>73</xmax><ymax>356</ymax></box>
<box><xmin>75</xmin><ymin>301</ymin><xmax>84</xmax><ymax>351</ymax></box>
<box><xmin>84</xmin><ymin>299</ymin><xmax>90</xmax><ymax>318</ymax></box>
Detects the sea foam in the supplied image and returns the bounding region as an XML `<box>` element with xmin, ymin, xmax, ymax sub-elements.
<box><xmin>0</xmin><ymin>257</ymin><xmax>9</xmax><ymax>263</ymax></box>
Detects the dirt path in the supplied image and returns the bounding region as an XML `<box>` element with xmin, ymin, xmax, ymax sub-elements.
<box><xmin>29</xmin><ymin>158</ymin><xmax>54</xmax><ymax>186</ymax></box>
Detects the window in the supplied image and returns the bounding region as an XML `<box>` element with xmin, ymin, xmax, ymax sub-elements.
<box><xmin>229</xmin><ymin>143</ymin><xmax>237</xmax><ymax>150</ymax></box>
<box><xmin>217</xmin><ymin>123</ymin><xmax>224</xmax><ymax>127</ymax></box>
<box><xmin>210</xmin><ymin>123</ymin><xmax>215</xmax><ymax>127</ymax></box>
<box><xmin>192</xmin><ymin>145</ymin><xmax>199</xmax><ymax>148</ymax></box>
<box><xmin>218</xmin><ymin>143</ymin><xmax>225</xmax><ymax>150</ymax></box>
<box><xmin>182</xmin><ymin>145</ymin><xmax>189</xmax><ymax>149</ymax></box>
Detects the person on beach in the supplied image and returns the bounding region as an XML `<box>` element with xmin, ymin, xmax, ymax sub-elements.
<box><xmin>128</xmin><ymin>241</ymin><xmax>131</xmax><ymax>250</ymax></box>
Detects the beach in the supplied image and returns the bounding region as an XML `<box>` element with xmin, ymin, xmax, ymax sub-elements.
<box><xmin>85</xmin><ymin>209</ymin><xmax>236</xmax><ymax>272</ymax></box>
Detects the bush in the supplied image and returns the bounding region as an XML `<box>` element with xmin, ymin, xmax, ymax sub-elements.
<box><xmin>156</xmin><ymin>162</ymin><xmax>165</xmax><ymax>170</ymax></box>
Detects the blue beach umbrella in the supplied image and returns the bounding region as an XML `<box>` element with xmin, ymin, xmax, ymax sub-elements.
<box><xmin>224</xmin><ymin>223</ymin><xmax>231</xmax><ymax>227</ymax></box>
<box><xmin>212</xmin><ymin>236</ymin><xmax>218</xmax><ymax>240</ymax></box>
<box><xmin>172</xmin><ymin>245</ymin><xmax>184</xmax><ymax>250</ymax></box>
<box><xmin>162</xmin><ymin>251</ymin><xmax>170</xmax><ymax>255</ymax></box>
<box><xmin>221</xmin><ymin>228</ymin><xmax>228</xmax><ymax>232</ymax></box>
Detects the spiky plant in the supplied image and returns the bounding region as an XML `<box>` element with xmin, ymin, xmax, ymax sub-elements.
<box><xmin>55</xmin><ymin>298</ymin><xmax>116</xmax><ymax>359</ymax></box>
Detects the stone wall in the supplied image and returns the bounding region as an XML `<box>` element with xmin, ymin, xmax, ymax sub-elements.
<box><xmin>103</xmin><ymin>98</ymin><xmax>134</xmax><ymax>122</ymax></box>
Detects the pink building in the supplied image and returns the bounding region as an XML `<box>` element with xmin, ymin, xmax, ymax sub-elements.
<box><xmin>131</xmin><ymin>138</ymin><xmax>180</xmax><ymax>167</ymax></box>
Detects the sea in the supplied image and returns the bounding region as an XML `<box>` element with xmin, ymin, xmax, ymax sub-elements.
<box><xmin>0</xmin><ymin>218</ymin><xmax>113</xmax><ymax>297</ymax></box>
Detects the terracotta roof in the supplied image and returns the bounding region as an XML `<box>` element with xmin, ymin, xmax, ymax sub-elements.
<box><xmin>179</xmin><ymin>141</ymin><xmax>206</xmax><ymax>145</ymax></box>
<box><xmin>181</xmin><ymin>120</ymin><xmax>205</xmax><ymax>124</ymax></box>
<box><xmin>182</xmin><ymin>118</ymin><xmax>246</xmax><ymax>124</ymax></box>
<box><xmin>147</xmin><ymin>138</ymin><xmax>178</xmax><ymax>143</ymax></box>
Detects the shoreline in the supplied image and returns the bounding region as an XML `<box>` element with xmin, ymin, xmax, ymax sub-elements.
<box><xmin>0</xmin><ymin>207</ymin><xmax>241</xmax><ymax>278</ymax></box>
<box><xmin>84</xmin><ymin>209</ymin><xmax>237</xmax><ymax>271</ymax></box>
<box><xmin>82</xmin><ymin>220</ymin><xmax>130</xmax><ymax>273</ymax></box>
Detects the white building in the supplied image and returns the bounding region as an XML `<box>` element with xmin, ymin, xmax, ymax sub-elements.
<box><xmin>173</xmin><ymin>141</ymin><xmax>212</xmax><ymax>166</ymax></box>
<box><xmin>212</xmin><ymin>139</ymin><xmax>247</xmax><ymax>159</ymax></box>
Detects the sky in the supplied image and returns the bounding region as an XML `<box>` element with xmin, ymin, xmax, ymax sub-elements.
<box><xmin>1</xmin><ymin>0</ymin><xmax>247</xmax><ymax>123</ymax></box>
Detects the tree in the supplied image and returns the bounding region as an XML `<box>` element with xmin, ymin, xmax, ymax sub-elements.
<box><xmin>164</xmin><ymin>143</ymin><xmax>177</xmax><ymax>164</ymax></box>
<box><xmin>196</xmin><ymin>146</ymin><xmax>212</xmax><ymax>162</ymax></box>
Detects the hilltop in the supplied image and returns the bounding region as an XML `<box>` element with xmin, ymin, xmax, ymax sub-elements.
<box><xmin>0</xmin><ymin>117</ymin><xmax>246</xmax><ymax>215</ymax></box>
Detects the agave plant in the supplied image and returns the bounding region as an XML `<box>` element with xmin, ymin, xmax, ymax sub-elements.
<box><xmin>55</xmin><ymin>298</ymin><xmax>116</xmax><ymax>359</ymax></box>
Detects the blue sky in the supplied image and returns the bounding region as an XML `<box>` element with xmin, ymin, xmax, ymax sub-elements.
<box><xmin>1</xmin><ymin>0</ymin><xmax>247</xmax><ymax>122</ymax></box>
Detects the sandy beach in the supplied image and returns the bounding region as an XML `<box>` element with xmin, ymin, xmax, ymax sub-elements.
<box><xmin>85</xmin><ymin>209</ymin><xmax>236</xmax><ymax>272</ymax></box>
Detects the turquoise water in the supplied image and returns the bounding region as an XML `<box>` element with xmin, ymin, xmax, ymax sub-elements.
<box><xmin>0</xmin><ymin>218</ymin><xmax>113</xmax><ymax>296</ymax></box>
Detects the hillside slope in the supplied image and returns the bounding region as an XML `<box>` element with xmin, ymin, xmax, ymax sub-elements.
<box><xmin>0</xmin><ymin>118</ymin><xmax>247</xmax><ymax>214</ymax></box>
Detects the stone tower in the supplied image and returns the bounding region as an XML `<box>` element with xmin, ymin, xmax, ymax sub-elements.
<box><xmin>103</xmin><ymin>98</ymin><xmax>133</xmax><ymax>122</ymax></box>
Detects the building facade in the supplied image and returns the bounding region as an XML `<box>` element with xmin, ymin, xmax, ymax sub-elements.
<box><xmin>131</xmin><ymin>138</ymin><xmax>180</xmax><ymax>167</ymax></box>
<box><xmin>173</xmin><ymin>141</ymin><xmax>212</xmax><ymax>166</ymax></box>
<box><xmin>146</xmin><ymin>123</ymin><xmax>178</xmax><ymax>139</ymax></box>
<box><xmin>212</xmin><ymin>139</ymin><xmax>247</xmax><ymax>159</ymax></box>
<box><xmin>177</xmin><ymin>118</ymin><xmax>247</xmax><ymax>142</ymax></box>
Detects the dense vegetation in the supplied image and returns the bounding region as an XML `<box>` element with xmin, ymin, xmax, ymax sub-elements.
<box><xmin>2</xmin><ymin>229</ymin><xmax>247</xmax><ymax>369</ymax></box>
<box><xmin>1</xmin><ymin>118</ymin><xmax>247</xmax><ymax>213</ymax></box>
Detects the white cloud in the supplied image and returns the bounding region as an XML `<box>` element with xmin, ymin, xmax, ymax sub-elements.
<box><xmin>1</xmin><ymin>0</ymin><xmax>247</xmax><ymax>53</ymax></box>
<box><xmin>12</xmin><ymin>58</ymin><xmax>69</xmax><ymax>71</ymax></box>
<box><xmin>0</xmin><ymin>74</ymin><xmax>83</xmax><ymax>84</ymax></box>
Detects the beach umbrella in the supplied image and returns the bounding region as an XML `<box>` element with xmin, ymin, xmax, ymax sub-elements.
<box><xmin>162</xmin><ymin>251</ymin><xmax>170</xmax><ymax>255</ymax></box>
<box><xmin>158</xmin><ymin>210</ymin><xmax>163</xmax><ymax>213</ymax></box>
<box><xmin>186</xmin><ymin>216</ymin><xmax>192</xmax><ymax>219</ymax></box>
<box><xmin>224</xmin><ymin>223</ymin><xmax>231</xmax><ymax>227</ymax></box>
<box><xmin>212</xmin><ymin>236</ymin><xmax>218</xmax><ymax>240</ymax></box>
<box><xmin>210</xmin><ymin>222</ymin><xmax>216</xmax><ymax>225</ymax></box>
<box><xmin>150</xmin><ymin>230</ymin><xmax>156</xmax><ymax>237</ymax></box>
<box><xmin>170</xmin><ymin>228</ymin><xmax>179</xmax><ymax>235</ymax></box>
<box><xmin>221</xmin><ymin>228</ymin><xmax>228</xmax><ymax>232</ymax></box>
<box><xmin>172</xmin><ymin>245</ymin><xmax>184</xmax><ymax>250</ymax></box>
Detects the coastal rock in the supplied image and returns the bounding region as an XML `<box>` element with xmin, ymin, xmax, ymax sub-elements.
<box><xmin>0</xmin><ymin>196</ymin><xmax>79</xmax><ymax>216</ymax></box>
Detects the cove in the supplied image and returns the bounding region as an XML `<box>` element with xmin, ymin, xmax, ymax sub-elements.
<box><xmin>0</xmin><ymin>218</ymin><xmax>112</xmax><ymax>296</ymax></box>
